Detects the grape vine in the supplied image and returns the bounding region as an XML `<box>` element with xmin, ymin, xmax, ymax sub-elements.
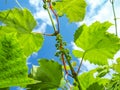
<box><xmin>0</xmin><ymin>0</ymin><xmax>120</xmax><ymax>90</ymax></box>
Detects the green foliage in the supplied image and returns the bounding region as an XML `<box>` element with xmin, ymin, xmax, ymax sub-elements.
<box><xmin>106</xmin><ymin>74</ymin><xmax>120</xmax><ymax>90</ymax></box>
<box><xmin>0</xmin><ymin>8</ymin><xmax>36</xmax><ymax>32</ymax></box>
<box><xmin>86</xmin><ymin>82</ymin><xmax>104</xmax><ymax>90</ymax></box>
<box><xmin>96</xmin><ymin>66</ymin><xmax>109</xmax><ymax>78</ymax></box>
<box><xmin>112</xmin><ymin>57</ymin><xmax>120</xmax><ymax>73</ymax></box>
<box><xmin>53</xmin><ymin>0</ymin><xmax>86</xmax><ymax>22</ymax></box>
<box><xmin>73</xmin><ymin>68</ymin><xmax>109</xmax><ymax>90</ymax></box>
<box><xmin>0</xmin><ymin>33</ymin><xmax>34</xmax><ymax>88</ymax></box>
<box><xmin>18</xmin><ymin>33</ymin><xmax>43</xmax><ymax>56</ymax></box>
<box><xmin>0</xmin><ymin>0</ymin><xmax>120</xmax><ymax>89</ymax></box>
<box><xmin>0</xmin><ymin>87</ymin><xmax>9</xmax><ymax>90</ymax></box>
<box><xmin>73</xmin><ymin>21</ymin><xmax>120</xmax><ymax>65</ymax></box>
<box><xmin>27</xmin><ymin>59</ymin><xmax>62</xmax><ymax>90</ymax></box>
<box><xmin>78</xmin><ymin>69</ymin><xmax>97</xmax><ymax>90</ymax></box>
<box><xmin>55</xmin><ymin>34</ymin><xmax>71</xmax><ymax>61</ymax></box>
<box><xmin>0</xmin><ymin>8</ymin><xmax>44</xmax><ymax>56</ymax></box>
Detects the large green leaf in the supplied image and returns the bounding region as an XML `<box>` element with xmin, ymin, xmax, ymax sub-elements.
<box><xmin>73</xmin><ymin>21</ymin><xmax>120</xmax><ymax>65</ymax></box>
<box><xmin>0</xmin><ymin>8</ymin><xmax>44</xmax><ymax>56</ymax></box>
<box><xmin>0</xmin><ymin>33</ymin><xmax>34</xmax><ymax>88</ymax></box>
<box><xmin>86</xmin><ymin>82</ymin><xmax>104</xmax><ymax>90</ymax></box>
<box><xmin>96</xmin><ymin>66</ymin><xmax>109</xmax><ymax>78</ymax></box>
<box><xmin>73</xmin><ymin>68</ymin><xmax>109</xmax><ymax>90</ymax></box>
<box><xmin>0</xmin><ymin>87</ymin><xmax>9</xmax><ymax>90</ymax></box>
<box><xmin>53</xmin><ymin>0</ymin><xmax>86</xmax><ymax>22</ymax></box>
<box><xmin>106</xmin><ymin>74</ymin><xmax>120</xmax><ymax>90</ymax></box>
<box><xmin>112</xmin><ymin>57</ymin><xmax>120</xmax><ymax>73</ymax></box>
<box><xmin>18</xmin><ymin>33</ymin><xmax>43</xmax><ymax>56</ymax></box>
<box><xmin>27</xmin><ymin>59</ymin><xmax>62</xmax><ymax>90</ymax></box>
<box><xmin>0</xmin><ymin>8</ymin><xmax>36</xmax><ymax>33</ymax></box>
<box><xmin>77</xmin><ymin>69</ymin><xmax>97</xmax><ymax>90</ymax></box>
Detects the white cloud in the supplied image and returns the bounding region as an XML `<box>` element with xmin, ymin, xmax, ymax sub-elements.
<box><xmin>77</xmin><ymin>0</ymin><xmax>120</xmax><ymax>36</ymax></box>
<box><xmin>29</xmin><ymin>0</ymin><xmax>42</xmax><ymax>10</ymax></box>
<box><xmin>33</xmin><ymin>23</ymin><xmax>47</xmax><ymax>33</ymax></box>
<box><xmin>85</xmin><ymin>0</ymin><xmax>107</xmax><ymax>17</ymax></box>
<box><xmin>81</xmin><ymin>60</ymin><xmax>98</xmax><ymax>71</ymax></box>
<box><xmin>29</xmin><ymin>0</ymin><xmax>56</xmax><ymax>33</ymax></box>
<box><xmin>71</xmin><ymin>42</ymin><xmax>84</xmax><ymax>51</ymax></box>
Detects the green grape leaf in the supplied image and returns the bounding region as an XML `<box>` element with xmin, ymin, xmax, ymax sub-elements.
<box><xmin>59</xmin><ymin>78</ymin><xmax>67</xmax><ymax>89</ymax></box>
<box><xmin>0</xmin><ymin>33</ymin><xmax>34</xmax><ymax>88</ymax></box>
<box><xmin>96</xmin><ymin>69</ymin><xmax>109</xmax><ymax>78</ymax></box>
<box><xmin>53</xmin><ymin>0</ymin><xmax>87</xmax><ymax>22</ymax></box>
<box><xmin>27</xmin><ymin>59</ymin><xmax>62</xmax><ymax>90</ymax></box>
<box><xmin>0</xmin><ymin>8</ymin><xmax>44</xmax><ymax>56</ymax></box>
<box><xmin>87</xmin><ymin>82</ymin><xmax>104</xmax><ymax>90</ymax></box>
<box><xmin>116</xmin><ymin>57</ymin><xmax>120</xmax><ymax>64</ymax></box>
<box><xmin>18</xmin><ymin>33</ymin><xmax>43</xmax><ymax>56</ymax></box>
<box><xmin>78</xmin><ymin>69</ymin><xmax>97</xmax><ymax>90</ymax></box>
<box><xmin>0</xmin><ymin>87</ymin><xmax>9</xmax><ymax>90</ymax></box>
<box><xmin>106</xmin><ymin>74</ymin><xmax>120</xmax><ymax>90</ymax></box>
<box><xmin>96</xmin><ymin>66</ymin><xmax>109</xmax><ymax>78</ymax></box>
<box><xmin>73</xmin><ymin>21</ymin><xmax>120</xmax><ymax>65</ymax></box>
<box><xmin>74</xmin><ymin>68</ymin><xmax>109</xmax><ymax>90</ymax></box>
<box><xmin>112</xmin><ymin>57</ymin><xmax>120</xmax><ymax>73</ymax></box>
<box><xmin>0</xmin><ymin>8</ymin><xmax>36</xmax><ymax>33</ymax></box>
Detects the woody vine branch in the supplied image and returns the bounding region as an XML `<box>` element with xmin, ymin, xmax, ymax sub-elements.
<box><xmin>43</xmin><ymin>0</ymin><xmax>82</xmax><ymax>89</ymax></box>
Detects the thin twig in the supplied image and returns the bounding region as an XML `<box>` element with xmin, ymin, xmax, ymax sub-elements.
<box><xmin>110</xmin><ymin>0</ymin><xmax>118</xmax><ymax>36</ymax></box>
<box><xmin>46</xmin><ymin>2</ymin><xmax>57</xmax><ymax>32</ymax></box>
<box><xmin>77</xmin><ymin>52</ymin><xmax>86</xmax><ymax>74</ymax></box>
<box><xmin>43</xmin><ymin>33</ymin><xmax>55</xmax><ymax>36</ymax></box>
<box><xmin>44</xmin><ymin>0</ymin><xmax>82</xmax><ymax>89</ymax></box>
<box><xmin>65</xmin><ymin>54</ymin><xmax>82</xmax><ymax>90</ymax></box>
<box><xmin>48</xmin><ymin>2</ymin><xmax>60</xmax><ymax>33</ymax></box>
<box><xmin>61</xmin><ymin>53</ymin><xmax>68</xmax><ymax>74</ymax></box>
<box><xmin>61</xmin><ymin>47</ymin><xmax>82</xmax><ymax>90</ymax></box>
<box><xmin>15</xmin><ymin>0</ymin><xmax>23</xmax><ymax>9</ymax></box>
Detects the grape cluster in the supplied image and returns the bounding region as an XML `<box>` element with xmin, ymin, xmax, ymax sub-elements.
<box><xmin>55</xmin><ymin>34</ymin><xmax>71</xmax><ymax>61</ymax></box>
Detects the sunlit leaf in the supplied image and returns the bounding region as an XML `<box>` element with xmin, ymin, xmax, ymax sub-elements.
<box><xmin>0</xmin><ymin>87</ymin><xmax>9</xmax><ymax>90</ymax></box>
<box><xmin>73</xmin><ymin>21</ymin><xmax>120</xmax><ymax>65</ymax></box>
<box><xmin>96</xmin><ymin>66</ymin><xmax>109</xmax><ymax>77</ymax></box>
<box><xmin>86</xmin><ymin>82</ymin><xmax>104</xmax><ymax>90</ymax></box>
<box><xmin>0</xmin><ymin>8</ymin><xmax>36</xmax><ymax>33</ymax></box>
<box><xmin>0</xmin><ymin>8</ymin><xmax>44</xmax><ymax>56</ymax></box>
<box><xmin>112</xmin><ymin>57</ymin><xmax>120</xmax><ymax>73</ymax></box>
<box><xmin>27</xmin><ymin>59</ymin><xmax>62</xmax><ymax>90</ymax></box>
<box><xmin>78</xmin><ymin>69</ymin><xmax>97</xmax><ymax>90</ymax></box>
<box><xmin>74</xmin><ymin>68</ymin><xmax>109</xmax><ymax>90</ymax></box>
<box><xmin>18</xmin><ymin>33</ymin><xmax>43</xmax><ymax>56</ymax></box>
<box><xmin>106</xmin><ymin>74</ymin><xmax>120</xmax><ymax>90</ymax></box>
<box><xmin>53</xmin><ymin>0</ymin><xmax>86</xmax><ymax>22</ymax></box>
<box><xmin>0</xmin><ymin>33</ymin><xmax>34</xmax><ymax>88</ymax></box>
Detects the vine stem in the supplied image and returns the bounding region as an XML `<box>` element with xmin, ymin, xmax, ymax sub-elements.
<box><xmin>77</xmin><ymin>52</ymin><xmax>86</xmax><ymax>74</ymax></box>
<box><xmin>46</xmin><ymin>2</ymin><xmax>57</xmax><ymax>32</ymax></box>
<box><xmin>60</xmin><ymin>43</ymin><xmax>82</xmax><ymax>90</ymax></box>
<box><xmin>45</xmin><ymin>1</ymin><xmax>82</xmax><ymax>89</ymax></box>
<box><xmin>61</xmin><ymin>53</ymin><xmax>68</xmax><ymax>74</ymax></box>
<box><xmin>48</xmin><ymin>2</ymin><xmax>60</xmax><ymax>33</ymax></box>
<box><xmin>44</xmin><ymin>0</ymin><xmax>68</xmax><ymax>75</ymax></box>
<box><xmin>15</xmin><ymin>0</ymin><xmax>23</xmax><ymax>9</ymax></box>
<box><xmin>110</xmin><ymin>0</ymin><xmax>118</xmax><ymax>36</ymax></box>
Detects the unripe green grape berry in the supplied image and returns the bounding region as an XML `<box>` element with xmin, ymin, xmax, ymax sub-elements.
<box><xmin>43</xmin><ymin>4</ymin><xmax>47</xmax><ymax>9</ymax></box>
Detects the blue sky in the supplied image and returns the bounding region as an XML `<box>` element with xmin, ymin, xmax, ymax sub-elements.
<box><xmin>0</xmin><ymin>0</ymin><xmax>120</xmax><ymax>90</ymax></box>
